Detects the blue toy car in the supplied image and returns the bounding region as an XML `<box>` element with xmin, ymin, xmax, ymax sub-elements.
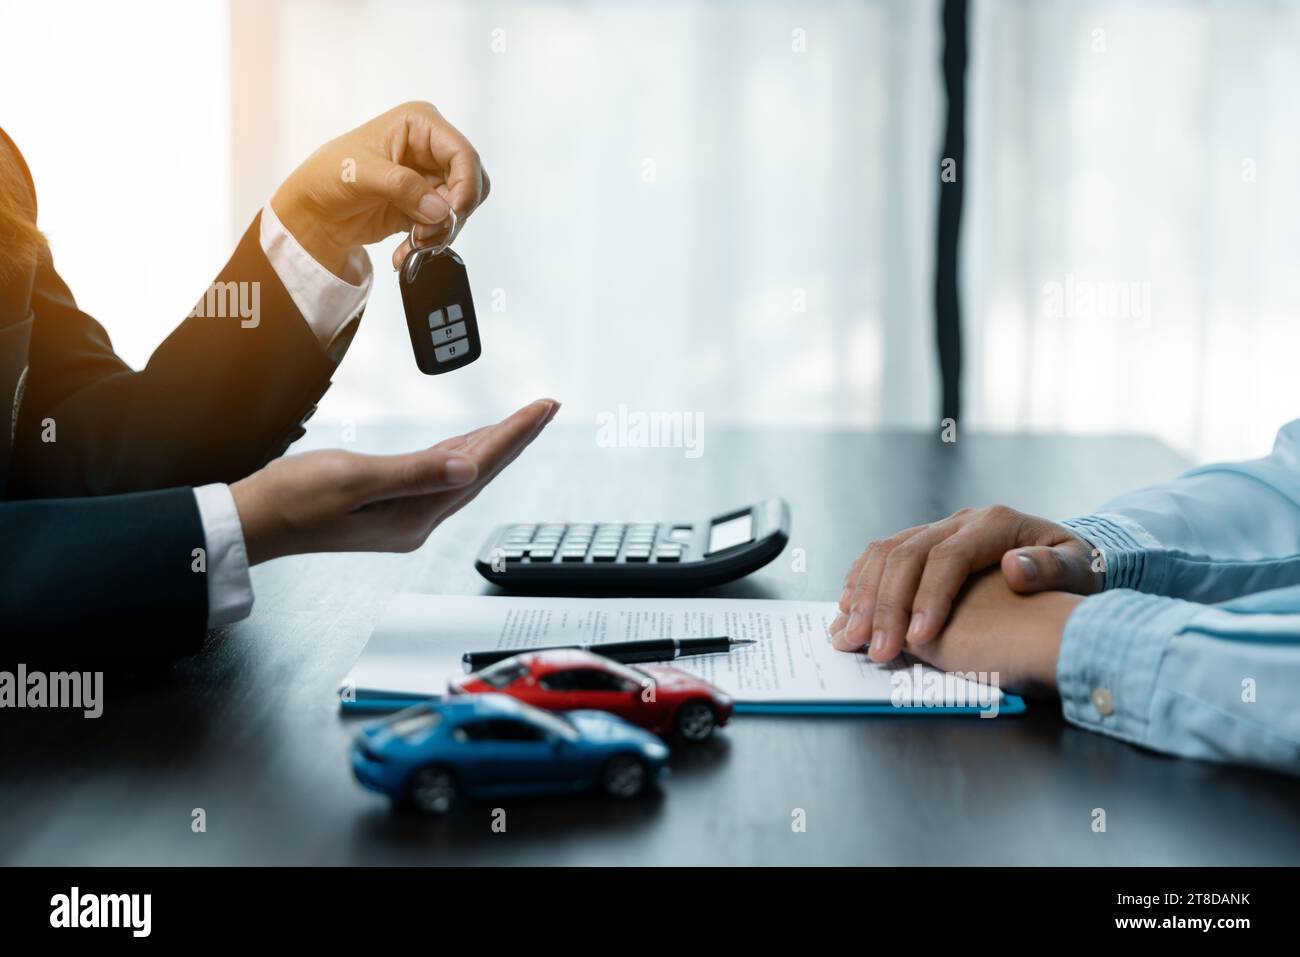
<box><xmin>350</xmin><ymin>693</ymin><xmax>671</xmax><ymax>814</ymax></box>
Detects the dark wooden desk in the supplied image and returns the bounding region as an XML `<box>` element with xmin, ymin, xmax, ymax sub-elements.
<box><xmin>5</xmin><ymin>426</ymin><xmax>1299</xmax><ymax>865</ymax></box>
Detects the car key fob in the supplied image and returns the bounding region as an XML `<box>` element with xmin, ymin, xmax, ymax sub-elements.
<box><xmin>399</xmin><ymin>218</ymin><xmax>482</xmax><ymax>374</ymax></box>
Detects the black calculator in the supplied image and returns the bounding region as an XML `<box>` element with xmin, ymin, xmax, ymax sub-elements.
<box><xmin>474</xmin><ymin>498</ymin><xmax>790</xmax><ymax>591</ymax></box>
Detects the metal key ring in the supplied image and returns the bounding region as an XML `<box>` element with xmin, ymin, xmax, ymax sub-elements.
<box><xmin>404</xmin><ymin>207</ymin><xmax>458</xmax><ymax>284</ymax></box>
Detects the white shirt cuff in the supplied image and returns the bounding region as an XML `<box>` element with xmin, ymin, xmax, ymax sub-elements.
<box><xmin>259</xmin><ymin>201</ymin><xmax>373</xmax><ymax>348</ymax></box>
<box><xmin>193</xmin><ymin>483</ymin><xmax>254</xmax><ymax>628</ymax></box>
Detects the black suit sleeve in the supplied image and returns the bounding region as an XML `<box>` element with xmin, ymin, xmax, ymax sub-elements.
<box><xmin>0</xmin><ymin>487</ymin><xmax>208</xmax><ymax>660</ymax></box>
<box><xmin>6</xmin><ymin>213</ymin><xmax>340</xmax><ymax>498</ymax></box>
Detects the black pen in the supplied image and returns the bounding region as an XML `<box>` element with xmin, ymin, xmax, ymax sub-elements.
<box><xmin>461</xmin><ymin>636</ymin><xmax>755</xmax><ymax>672</ymax></box>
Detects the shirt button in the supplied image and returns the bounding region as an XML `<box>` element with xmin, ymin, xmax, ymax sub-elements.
<box><xmin>1091</xmin><ymin>687</ymin><xmax>1115</xmax><ymax>717</ymax></box>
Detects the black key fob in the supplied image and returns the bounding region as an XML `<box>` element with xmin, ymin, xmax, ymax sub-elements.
<box><xmin>400</xmin><ymin>225</ymin><xmax>481</xmax><ymax>374</ymax></box>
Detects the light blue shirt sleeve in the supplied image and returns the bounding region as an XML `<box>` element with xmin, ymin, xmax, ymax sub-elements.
<box><xmin>1052</xmin><ymin>419</ymin><xmax>1300</xmax><ymax>775</ymax></box>
<box><xmin>1061</xmin><ymin>418</ymin><xmax>1300</xmax><ymax>602</ymax></box>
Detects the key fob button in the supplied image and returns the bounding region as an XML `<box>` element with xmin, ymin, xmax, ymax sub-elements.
<box><xmin>434</xmin><ymin>340</ymin><xmax>466</xmax><ymax>363</ymax></box>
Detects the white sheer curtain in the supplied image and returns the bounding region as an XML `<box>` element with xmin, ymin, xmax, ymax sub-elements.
<box><xmin>965</xmin><ymin>0</ymin><xmax>1300</xmax><ymax>462</ymax></box>
<box><xmin>0</xmin><ymin>0</ymin><xmax>232</xmax><ymax>369</ymax></box>
<box><xmin>257</xmin><ymin>0</ymin><xmax>1300</xmax><ymax>463</ymax></box>
<box><xmin>247</xmin><ymin>0</ymin><xmax>944</xmax><ymax>438</ymax></box>
<box><xmin>8</xmin><ymin>0</ymin><xmax>1297</xmax><ymax>466</ymax></box>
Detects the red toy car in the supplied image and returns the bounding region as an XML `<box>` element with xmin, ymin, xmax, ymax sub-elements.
<box><xmin>448</xmin><ymin>649</ymin><xmax>734</xmax><ymax>742</ymax></box>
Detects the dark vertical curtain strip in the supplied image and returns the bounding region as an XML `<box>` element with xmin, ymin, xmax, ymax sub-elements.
<box><xmin>937</xmin><ymin>0</ymin><xmax>967</xmax><ymax>424</ymax></box>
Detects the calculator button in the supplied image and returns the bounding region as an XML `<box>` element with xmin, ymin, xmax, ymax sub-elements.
<box><xmin>428</xmin><ymin>308</ymin><xmax>446</xmax><ymax>328</ymax></box>
<box><xmin>561</xmin><ymin>552</ymin><xmax>587</xmax><ymax>562</ymax></box>
<box><xmin>625</xmin><ymin>550</ymin><xmax>651</xmax><ymax>562</ymax></box>
<box><xmin>434</xmin><ymin>321</ymin><xmax>467</xmax><ymax>342</ymax></box>
<box><xmin>501</xmin><ymin>549</ymin><xmax>526</xmax><ymax>562</ymax></box>
<box><xmin>654</xmin><ymin>551</ymin><xmax>682</xmax><ymax>563</ymax></box>
<box><xmin>528</xmin><ymin>549</ymin><xmax>556</xmax><ymax>562</ymax></box>
<box><xmin>434</xmin><ymin>339</ymin><xmax>467</xmax><ymax>363</ymax></box>
<box><xmin>447</xmin><ymin>303</ymin><xmax>463</xmax><ymax>322</ymax></box>
<box><xmin>591</xmin><ymin>551</ymin><xmax>619</xmax><ymax>562</ymax></box>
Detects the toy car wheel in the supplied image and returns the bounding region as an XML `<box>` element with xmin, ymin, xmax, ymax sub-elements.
<box><xmin>408</xmin><ymin>765</ymin><xmax>457</xmax><ymax>815</ymax></box>
<box><xmin>602</xmin><ymin>753</ymin><xmax>649</xmax><ymax>799</ymax></box>
<box><xmin>675</xmin><ymin>700</ymin><xmax>716</xmax><ymax>742</ymax></box>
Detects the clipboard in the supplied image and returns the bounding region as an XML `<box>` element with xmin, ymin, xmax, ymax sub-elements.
<box><xmin>339</xmin><ymin>594</ymin><xmax>1027</xmax><ymax>719</ymax></box>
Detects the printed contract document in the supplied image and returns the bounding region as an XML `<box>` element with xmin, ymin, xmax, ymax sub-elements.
<box><xmin>343</xmin><ymin>595</ymin><xmax>1014</xmax><ymax>715</ymax></box>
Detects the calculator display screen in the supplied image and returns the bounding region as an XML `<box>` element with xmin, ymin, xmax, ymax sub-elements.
<box><xmin>708</xmin><ymin>512</ymin><xmax>754</xmax><ymax>554</ymax></box>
